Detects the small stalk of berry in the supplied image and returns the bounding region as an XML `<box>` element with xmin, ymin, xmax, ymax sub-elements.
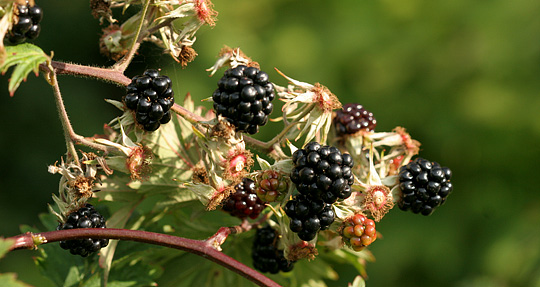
<box><xmin>7</xmin><ymin>1</ymin><xmax>43</xmax><ymax>44</ymax></box>
<box><xmin>252</xmin><ymin>225</ymin><xmax>295</xmax><ymax>274</ymax></box>
<box><xmin>56</xmin><ymin>204</ymin><xmax>109</xmax><ymax>257</ymax></box>
<box><xmin>124</xmin><ymin>69</ymin><xmax>175</xmax><ymax>132</ymax></box>
<box><xmin>212</xmin><ymin>65</ymin><xmax>275</xmax><ymax>135</ymax></box>
<box><xmin>398</xmin><ymin>157</ymin><xmax>453</xmax><ymax>215</ymax></box>
<box><xmin>340</xmin><ymin>213</ymin><xmax>377</xmax><ymax>252</ymax></box>
<box><xmin>222</xmin><ymin>178</ymin><xmax>266</xmax><ymax>219</ymax></box>
<box><xmin>255</xmin><ymin>170</ymin><xmax>288</xmax><ymax>202</ymax></box>
<box><xmin>290</xmin><ymin>142</ymin><xmax>355</xmax><ymax>204</ymax></box>
<box><xmin>334</xmin><ymin>103</ymin><xmax>376</xmax><ymax>135</ymax></box>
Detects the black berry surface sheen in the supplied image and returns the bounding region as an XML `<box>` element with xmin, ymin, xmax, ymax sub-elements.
<box><xmin>252</xmin><ymin>226</ymin><xmax>295</xmax><ymax>274</ymax></box>
<box><xmin>57</xmin><ymin>204</ymin><xmax>109</xmax><ymax>257</ymax></box>
<box><xmin>398</xmin><ymin>157</ymin><xmax>453</xmax><ymax>216</ymax></box>
<box><xmin>212</xmin><ymin>65</ymin><xmax>275</xmax><ymax>134</ymax></box>
<box><xmin>334</xmin><ymin>103</ymin><xmax>376</xmax><ymax>135</ymax></box>
<box><xmin>124</xmin><ymin>69</ymin><xmax>174</xmax><ymax>132</ymax></box>
<box><xmin>222</xmin><ymin>178</ymin><xmax>266</xmax><ymax>219</ymax></box>
<box><xmin>287</xmin><ymin>142</ymin><xmax>353</xmax><ymax>241</ymax></box>
<box><xmin>7</xmin><ymin>2</ymin><xmax>43</xmax><ymax>44</ymax></box>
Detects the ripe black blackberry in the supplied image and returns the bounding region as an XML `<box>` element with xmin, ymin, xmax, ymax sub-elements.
<box><xmin>212</xmin><ymin>65</ymin><xmax>275</xmax><ymax>134</ymax></box>
<box><xmin>124</xmin><ymin>69</ymin><xmax>175</xmax><ymax>132</ymax></box>
<box><xmin>398</xmin><ymin>157</ymin><xmax>453</xmax><ymax>216</ymax></box>
<box><xmin>252</xmin><ymin>226</ymin><xmax>295</xmax><ymax>273</ymax></box>
<box><xmin>334</xmin><ymin>103</ymin><xmax>376</xmax><ymax>135</ymax></box>
<box><xmin>6</xmin><ymin>2</ymin><xmax>43</xmax><ymax>44</ymax></box>
<box><xmin>222</xmin><ymin>178</ymin><xmax>266</xmax><ymax>219</ymax></box>
<box><xmin>284</xmin><ymin>194</ymin><xmax>335</xmax><ymax>241</ymax></box>
<box><xmin>290</xmin><ymin>142</ymin><xmax>354</xmax><ymax>204</ymax></box>
<box><xmin>56</xmin><ymin>204</ymin><xmax>109</xmax><ymax>257</ymax></box>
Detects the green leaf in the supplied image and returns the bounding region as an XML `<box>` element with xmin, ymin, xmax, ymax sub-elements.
<box><xmin>348</xmin><ymin>276</ymin><xmax>366</xmax><ymax>287</ymax></box>
<box><xmin>0</xmin><ymin>43</ymin><xmax>49</xmax><ymax>96</ymax></box>
<box><xmin>0</xmin><ymin>238</ymin><xmax>14</xmax><ymax>260</ymax></box>
<box><xmin>0</xmin><ymin>273</ymin><xmax>32</xmax><ymax>287</ymax></box>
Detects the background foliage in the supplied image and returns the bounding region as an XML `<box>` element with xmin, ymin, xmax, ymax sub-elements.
<box><xmin>1</xmin><ymin>0</ymin><xmax>539</xmax><ymax>286</ymax></box>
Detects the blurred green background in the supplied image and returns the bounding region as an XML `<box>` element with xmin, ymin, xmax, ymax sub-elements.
<box><xmin>1</xmin><ymin>0</ymin><xmax>540</xmax><ymax>286</ymax></box>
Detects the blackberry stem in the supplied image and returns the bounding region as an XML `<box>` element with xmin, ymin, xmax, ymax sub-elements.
<box><xmin>47</xmin><ymin>66</ymin><xmax>118</xmax><ymax>156</ymax></box>
<box><xmin>113</xmin><ymin>0</ymin><xmax>152</xmax><ymax>73</ymax></box>
<box><xmin>7</xmin><ymin>228</ymin><xmax>282</xmax><ymax>287</ymax></box>
<box><xmin>49</xmin><ymin>70</ymin><xmax>80</xmax><ymax>165</ymax></box>
<box><xmin>40</xmin><ymin>61</ymin><xmax>131</xmax><ymax>86</ymax></box>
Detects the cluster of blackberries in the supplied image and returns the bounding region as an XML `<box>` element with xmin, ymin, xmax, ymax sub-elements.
<box><xmin>6</xmin><ymin>2</ymin><xmax>43</xmax><ymax>44</ymax></box>
<box><xmin>284</xmin><ymin>194</ymin><xmax>335</xmax><ymax>241</ymax></box>
<box><xmin>212</xmin><ymin>65</ymin><xmax>275</xmax><ymax>134</ymax></box>
<box><xmin>124</xmin><ymin>69</ymin><xmax>174</xmax><ymax>132</ymax></box>
<box><xmin>252</xmin><ymin>226</ymin><xmax>295</xmax><ymax>273</ymax></box>
<box><xmin>398</xmin><ymin>157</ymin><xmax>453</xmax><ymax>216</ymax></box>
<box><xmin>291</xmin><ymin>142</ymin><xmax>354</xmax><ymax>203</ymax></box>
<box><xmin>334</xmin><ymin>103</ymin><xmax>376</xmax><ymax>135</ymax></box>
<box><xmin>57</xmin><ymin>204</ymin><xmax>109</xmax><ymax>257</ymax></box>
<box><xmin>287</xmin><ymin>142</ymin><xmax>353</xmax><ymax>241</ymax></box>
<box><xmin>222</xmin><ymin>178</ymin><xmax>266</xmax><ymax>219</ymax></box>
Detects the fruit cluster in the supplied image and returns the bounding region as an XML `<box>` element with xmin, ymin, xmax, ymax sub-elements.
<box><xmin>124</xmin><ymin>69</ymin><xmax>174</xmax><ymax>132</ymax></box>
<box><xmin>252</xmin><ymin>226</ymin><xmax>295</xmax><ymax>274</ymax></box>
<box><xmin>286</xmin><ymin>142</ymin><xmax>354</xmax><ymax>241</ymax></box>
<box><xmin>7</xmin><ymin>2</ymin><xmax>43</xmax><ymax>44</ymax></box>
<box><xmin>334</xmin><ymin>103</ymin><xmax>376</xmax><ymax>135</ymax></box>
<box><xmin>341</xmin><ymin>213</ymin><xmax>377</xmax><ymax>251</ymax></box>
<box><xmin>255</xmin><ymin>170</ymin><xmax>288</xmax><ymax>202</ymax></box>
<box><xmin>284</xmin><ymin>194</ymin><xmax>335</xmax><ymax>241</ymax></box>
<box><xmin>398</xmin><ymin>157</ymin><xmax>453</xmax><ymax>216</ymax></box>
<box><xmin>57</xmin><ymin>204</ymin><xmax>109</xmax><ymax>257</ymax></box>
<box><xmin>212</xmin><ymin>65</ymin><xmax>275</xmax><ymax>134</ymax></box>
<box><xmin>291</xmin><ymin>142</ymin><xmax>354</xmax><ymax>203</ymax></box>
<box><xmin>222</xmin><ymin>178</ymin><xmax>266</xmax><ymax>219</ymax></box>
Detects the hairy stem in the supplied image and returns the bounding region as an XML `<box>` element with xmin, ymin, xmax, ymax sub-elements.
<box><xmin>113</xmin><ymin>0</ymin><xmax>152</xmax><ymax>72</ymax></box>
<box><xmin>41</xmin><ymin>61</ymin><xmax>131</xmax><ymax>86</ymax></box>
<box><xmin>8</xmin><ymin>229</ymin><xmax>281</xmax><ymax>287</ymax></box>
<box><xmin>50</xmin><ymin>70</ymin><xmax>80</xmax><ymax>165</ymax></box>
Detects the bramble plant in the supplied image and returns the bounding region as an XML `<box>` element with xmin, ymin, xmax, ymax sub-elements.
<box><xmin>0</xmin><ymin>1</ymin><xmax>453</xmax><ymax>286</ymax></box>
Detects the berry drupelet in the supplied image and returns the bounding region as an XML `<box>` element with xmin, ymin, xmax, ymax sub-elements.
<box><xmin>290</xmin><ymin>142</ymin><xmax>355</xmax><ymax>204</ymax></box>
<box><xmin>124</xmin><ymin>69</ymin><xmax>175</xmax><ymax>132</ymax></box>
<box><xmin>212</xmin><ymin>65</ymin><xmax>275</xmax><ymax>134</ymax></box>
<box><xmin>252</xmin><ymin>226</ymin><xmax>295</xmax><ymax>273</ymax></box>
<box><xmin>222</xmin><ymin>178</ymin><xmax>266</xmax><ymax>219</ymax></box>
<box><xmin>398</xmin><ymin>157</ymin><xmax>453</xmax><ymax>216</ymax></box>
<box><xmin>7</xmin><ymin>1</ymin><xmax>43</xmax><ymax>44</ymax></box>
<box><xmin>334</xmin><ymin>103</ymin><xmax>376</xmax><ymax>135</ymax></box>
<box><xmin>57</xmin><ymin>204</ymin><xmax>109</xmax><ymax>257</ymax></box>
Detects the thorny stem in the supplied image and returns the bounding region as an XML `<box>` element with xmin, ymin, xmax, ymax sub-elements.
<box><xmin>46</xmin><ymin>67</ymin><xmax>117</xmax><ymax>155</ymax></box>
<box><xmin>113</xmin><ymin>0</ymin><xmax>152</xmax><ymax>72</ymax></box>
<box><xmin>40</xmin><ymin>61</ymin><xmax>131</xmax><ymax>86</ymax></box>
<box><xmin>50</xmin><ymin>70</ymin><xmax>80</xmax><ymax>165</ymax></box>
<box><xmin>7</xmin><ymin>229</ymin><xmax>281</xmax><ymax>287</ymax></box>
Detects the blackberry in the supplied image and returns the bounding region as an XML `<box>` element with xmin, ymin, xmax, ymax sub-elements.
<box><xmin>255</xmin><ymin>170</ymin><xmax>288</xmax><ymax>202</ymax></box>
<box><xmin>124</xmin><ymin>69</ymin><xmax>175</xmax><ymax>132</ymax></box>
<box><xmin>290</xmin><ymin>142</ymin><xmax>354</xmax><ymax>204</ymax></box>
<box><xmin>6</xmin><ymin>2</ymin><xmax>43</xmax><ymax>44</ymax></box>
<box><xmin>212</xmin><ymin>65</ymin><xmax>275</xmax><ymax>134</ymax></box>
<box><xmin>252</xmin><ymin>226</ymin><xmax>295</xmax><ymax>273</ymax></box>
<box><xmin>334</xmin><ymin>103</ymin><xmax>376</xmax><ymax>135</ymax></box>
<box><xmin>222</xmin><ymin>178</ymin><xmax>266</xmax><ymax>219</ymax></box>
<box><xmin>284</xmin><ymin>194</ymin><xmax>335</xmax><ymax>241</ymax></box>
<box><xmin>341</xmin><ymin>213</ymin><xmax>377</xmax><ymax>251</ymax></box>
<box><xmin>398</xmin><ymin>157</ymin><xmax>453</xmax><ymax>216</ymax></box>
<box><xmin>56</xmin><ymin>204</ymin><xmax>109</xmax><ymax>257</ymax></box>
